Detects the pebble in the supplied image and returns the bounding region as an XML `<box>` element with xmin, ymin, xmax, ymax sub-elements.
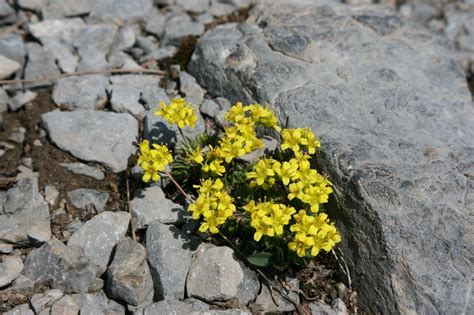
<box><xmin>24</xmin><ymin>43</ymin><xmax>60</xmax><ymax>88</ymax></box>
<box><xmin>0</xmin><ymin>35</ymin><xmax>25</xmax><ymax>66</ymax></box>
<box><xmin>52</xmin><ymin>75</ymin><xmax>109</xmax><ymax>110</ymax></box>
<box><xmin>28</xmin><ymin>18</ymin><xmax>85</xmax><ymax>44</ymax></box>
<box><xmin>61</xmin><ymin>162</ymin><xmax>105</xmax><ymax>180</ymax></box>
<box><xmin>112</xmin><ymin>26</ymin><xmax>136</xmax><ymax>52</ymax></box>
<box><xmin>8</xmin><ymin>91</ymin><xmax>37</xmax><ymax>112</ymax></box>
<box><xmin>44</xmin><ymin>185</ymin><xmax>60</xmax><ymax>207</ymax></box>
<box><xmin>176</xmin><ymin>0</ymin><xmax>209</xmax><ymax>13</ymax></box>
<box><xmin>161</xmin><ymin>14</ymin><xmax>205</xmax><ymax>46</ymax></box>
<box><xmin>8</xmin><ymin>127</ymin><xmax>26</xmax><ymax>144</ymax></box>
<box><xmin>68</xmin><ymin>211</ymin><xmax>131</xmax><ymax>274</ymax></box>
<box><xmin>140</xmin><ymin>46</ymin><xmax>177</xmax><ymax>62</ymax></box>
<box><xmin>90</xmin><ymin>0</ymin><xmax>154</xmax><ymax>24</ymax></box>
<box><xmin>43</xmin><ymin>39</ymin><xmax>78</xmax><ymax>73</ymax></box>
<box><xmin>145</xmin><ymin>13</ymin><xmax>166</xmax><ymax>37</ymax></box>
<box><xmin>200</xmin><ymin>99</ymin><xmax>220</xmax><ymax>118</ymax></box>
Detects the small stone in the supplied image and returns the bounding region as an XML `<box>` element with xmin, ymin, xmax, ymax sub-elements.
<box><xmin>146</xmin><ymin>221</ymin><xmax>199</xmax><ymax>300</ymax></box>
<box><xmin>109</xmin><ymin>75</ymin><xmax>161</xmax><ymax>118</ymax></box>
<box><xmin>43</xmin><ymin>39</ymin><xmax>78</xmax><ymax>73</ymax></box>
<box><xmin>0</xmin><ymin>253</ymin><xmax>23</xmax><ymax>287</ymax></box>
<box><xmin>145</xmin><ymin>13</ymin><xmax>166</xmax><ymax>37</ymax></box>
<box><xmin>187</xmin><ymin>245</ymin><xmax>260</xmax><ymax>303</ymax></box>
<box><xmin>180</xmin><ymin>71</ymin><xmax>205</xmax><ymax>105</ymax></box>
<box><xmin>68</xmin><ymin>211</ymin><xmax>131</xmax><ymax>273</ymax></box>
<box><xmin>8</xmin><ymin>127</ymin><xmax>26</xmax><ymax>144</ymax></box>
<box><xmin>22</xmin><ymin>238</ymin><xmax>99</xmax><ymax>293</ymax></box>
<box><xmin>183</xmin><ymin>298</ymin><xmax>210</xmax><ymax>311</ymax></box>
<box><xmin>72</xmin><ymin>291</ymin><xmax>125</xmax><ymax>314</ymax></box>
<box><xmin>73</xmin><ymin>23</ymin><xmax>118</xmax><ymax>56</ymax></box>
<box><xmin>0</xmin><ymin>55</ymin><xmax>21</xmax><ymax>80</ymax></box>
<box><xmin>67</xmin><ymin>188</ymin><xmax>109</xmax><ymax>213</ymax></box>
<box><xmin>140</xmin><ymin>46</ymin><xmax>177</xmax><ymax>62</ymax></box>
<box><xmin>176</xmin><ymin>0</ymin><xmax>209</xmax><ymax>13</ymax></box>
<box><xmin>91</xmin><ymin>0</ymin><xmax>153</xmax><ymax>24</ymax></box>
<box><xmin>44</xmin><ymin>185</ymin><xmax>60</xmax><ymax>207</ymax></box>
<box><xmin>113</xmin><ymin>26</ymin><xmax>136</xmax><ymax>51</ymax></box>
<box><xmin>253</xmin><ymin>276</ymin><xmax>300</xmax><ymax>313</ymax></box>
<box><xmin>0</xmin><ymin>176</ymin><xmax>51</xmax><ymax>246</ymax></box>
<box><xmin>76</xmin><ymin>48</ymin><xmax>109</xmax><ymax>72</ymax></box>
<box><xmin>215</xmin><ymin>109</ymin><xmax>230</xmax><ymax>128</ymax></box>
<box><xmin>61</xmin><ymin>162</ymin><xmax>105</xmax><ymax>180</ymax></box>
<box><xmin>208</xmin><ymin>0</ymin><xmax>235</xmax><ymax>16</ymax></box>
<box><xmin>214</xmin><ymin>97</ymin><xmax>231</xmax><ymax>111</ymax></box>
<box><xmin>161</xmin><ymin>14</ymin><xmax>205</xmax><ymax>46</ymax></box>
<box><xmin>108</xmin><ymin>51</ymin><xmax>141</xmax><ymax>69</ymax></box>
<box><xmin>33</xmin><ymin>139</ymin><xmax>42</xmax><ymax>147</ymax></box>
<box><xmin>52</xmin><ymin>75</ymin><xmax>109</xmax><ymax>110</ymax></box>
<box><xmin>136</xmin><ymin>36</ymin><xmax>159</xmax><ymax>54</ymax></box>
<box><xmin>21</xmin><ymin>157</ymin><xmax>33</xmax><ymax>169</ymax></box>
<box><xmin>4</xmin><ymin>304</ymin><xmax>34</xmax><ymax>315</ymax></box>
<box><xmin>336</xmin><ymin>282</ymin><xmax>348</xmax><ymax>301</ymax></box>
<box><xmin>42</xmin><ymin>110</ymin><xmax>138</xmax><ymax>172</ymax></box>
<box><xmin>131</xmin><ymin>186</ymin><xmax>189</xmax><ymax>229</ymax></box>
<box><xmin>18</xmin><ymin>0</ymin><xmax>43</xmax><ymax>11</ymax></box>
<box><xmin>28</xmin><ymin>18</ymin><xmax>85</xmax><ymax>44</ymax></box>
<box><xmin>0</xmin><ymin>243</ymin><xmax>13</xmax><ymax>253</ymax></box>
<box><xmin>41</xmin><ymin>0</ymin><xmax>104</xmax><ymax>19</ymax></box>
<box><xmin>0</xmin><ymin>35</ymin><xmax>25</xmax><ymax>66</ymax></box>
<box><xmin>50</xmin><ymin>295</ymin><xmax>80</xmax><ymax>315</ymax></box>
<box><xmin>24</xmin><ymin>43</ymin><xmax>60</xmax><ymax>88</ymax></box>
<box><xmin>331</xmin><ymin>298</ymin><xmax>349</xmax><ymax>315</ymax></box>
<box><xmin>200</xmin><ymin>99</ymin><xmax>220</xmax><ymax>118</ymax></box>
<box><xmin>309</xmin><ymin>301</ymin><xmax>336</xmax><ymax>315</ymax></box>
<box><xmin>143</xmin><ymin>300</ymin><xmax>195</xmax><ymax>314</ymax></box>
<box><xmin>106</xmin><ymin>238</ymin><xmax>154</xmax><ymax>306</ymax></box>
<box><xmin>196</xmin><ymin>12</ymin><xmax>214</xmax><ymax>24</ymax></box>
<box><xmin>30</xmin><ymin>290</ymin><xmax>64</xmax><ymax>314</ymax></box>
<box><xmin>238</xmin><ymin>136</ymin><xmax>278</xmax><ymax>164</ymax></box>
<box><xmin>8</xmin><ymin>91</ymin><xmax>37</xmax><ymax>112</ymax></box>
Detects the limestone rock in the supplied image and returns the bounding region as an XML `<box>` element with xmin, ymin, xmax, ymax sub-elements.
<box><xmin>28</xmin><ymin>18</ymin><xmax>86</xmax><ymax>44</ymax></box>
<box><xmin>22</xmin><ymin>238</ymin><xmax>99</xmax><ymax>293</ymax></box>
<box><xmin>161</xmin><ymin>14</ymin><xmax>205</xmax><ymax>46</ymax></box>
<box><xmin>146</xmin><ymin>221</ymin><xmax>199</xmax><ymax>300</ymax></box>
<box><xmin>52</xmin><ymin>75</ymin><xmax>109</xmax><ymax>110</ymax></box>
<box><xmin>42</xmin><ymin>110</ymin><xmax>138</xmax><ymax>172</ymax></box>
<box><xmin>130</xmin><ymin>185</ymin><xmax>189</xmax><ymax>229</ymax></box>
<box><xmin>189</xmin><ymin>2</ymin><xmax>474</xmax><ymax>314</ymax></box>
<box><xmin>50</xmin><ymin>295</ymin><xmax>80</xmax><ymax>315</ymax></box>
<box><xmin>68</xmin><ymin>211</ymin><xmax>131</xmax><ymax>274</ymax></box>
<box><xmin>91</xmin><ymin>0</ymin><xmax>153</xmax><ymax>24</ymax></box>
<box><xmin>4</xmin><ymin>304</ymin><xmax>34</xmax><ymax>315</ymax></box>
<box><xmin>0</xmin><ymin>55</ymin><xmax>21</xmax><ymax>80</ymax></box>
<box><xmin>186</xmin><ymin>245</ymin><xmax>259</xmax><ymax>303</ymax></box>
<box><xmin>30</xmin><ymin>290</ymin><xmax>64</xmax><ymax>314</ymax></box>
<box><xmin>61</xmin><ymin>163</ymin><xmax>105</xmax><ymax>180</ymax></box>
<box><xmin>0</xmin><ymin>176</ymin><xmax>51</xmax><ymax>246</ymax></box>
<box><xmin>72</xmin><ymin>291</ymin><xmax>125</xmax><ymax>315</ymax></box>
<box><xmin>106</xmin><ymin>238</ymin><xmax>154</xmax><ymax>306</ymax></box>
<box><xmin>24</xmin><ymin>43</ymin><xmax>60</xmax><ymax>88</ymax></box>
<box><xmin>0</xmin><ymin>253</ymin><xmax>23</xmax><ymax>287</ymax></box>
<box><xmin>67</xmin><ymin>188</ymin><xmax>109</xmax><ymax>213</ymax></box>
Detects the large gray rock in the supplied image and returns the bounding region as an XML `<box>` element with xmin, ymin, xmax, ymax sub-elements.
<box><xmin>52</xmin><ymin>75</ymin><xmax>109</xmax><ymax>110</ymax></box>
<box><xmin>106</xmin><ymin>238</ymin><xmax>154</xmax><ymax>306</ymax></box>
<box><xmin>42</xmin><ymin>110</ymin><xmax>138</xmax><ymax>172</ymax></box>
<box><xmin>186</xmin><ymin>245</ymin><xmax>260</xmax><ymax>303</ymax></box>
<box><xmin>22</xmin><ymin>238</ymin><xmax>99</xmax><ymax>293</ymax></box>
<box><xmin>130</xmin><ymin>185</ymin><xmax>189</xmax><ymax>229</ymax></box>
<box><xmin>68</xmin><ymin>211</ymin><xmax>130</xmax><ymax>274</ymax></box>
<box><xmin>146</xmin><ymin>221</ymin><xmax>199</xmax><ymax>300</ymax></box>
<box><xmin>0</xmin><ymin>176</ymin><xmax>51</xmax><ymax>246</ymax></box>
<box><xmin>90</xmin><ymin>0</ymin><xmax>153</xmax><ymax>24</ymax></box>
<box><xmin>189</xmin><ymin>2</ymin><xmax>474</xmax><ymax>314</ymax></box>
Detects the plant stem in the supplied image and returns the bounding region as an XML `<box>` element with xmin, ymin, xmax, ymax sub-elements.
<box><xmin>163</xmin><ymin>170</ymin><xmax>194</xmax><ymax>202</ymax></box>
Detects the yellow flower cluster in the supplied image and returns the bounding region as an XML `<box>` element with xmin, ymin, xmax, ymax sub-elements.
<box><xmin>137</xmin><ymin>140</ymin><xmax>173</xmax><ymax>182</ymax></box>
<box><xmin>288</xmin><ymin>210</ymin><xmax>341</xmax><ymax>257</ymax></box>
<box><xmin>188</xmin><ymin>178</ymin><xmax>236</xmax><ymax>234</ymax></box>
<box><xmin>154</xmin><ymin>97</ymin><xmax>197</xmax><ymax>128</ymax></box>
<box><xmin>246</xmin><ymin>158</ymin><xmax>280</xmax><ymax>189</ymax></box>
<box><xmin>281</xmin><ymin>127</ymin><xmax>320</xmax><ymax>154</ymax></box>
<box><xmin>244</xmin><ymin>201</ymin><xmax>296</xmax><ymax>241</ymax></box>
<box><xmin>201</xmin><ymin>102</ymin><xmax>280</xmax><ymax>176</ymax></box>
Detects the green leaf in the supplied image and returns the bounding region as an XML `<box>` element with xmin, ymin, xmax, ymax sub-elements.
<box><xmin>247</xmin><ymin>252</ymin><xmax>273</xmax><ymax>267</ymax></box>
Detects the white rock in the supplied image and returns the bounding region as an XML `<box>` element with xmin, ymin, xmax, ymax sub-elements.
<box><xmin>0</xmin><ymin>55</ymin><xmax>21</xmax><ymax>80</ymax></box>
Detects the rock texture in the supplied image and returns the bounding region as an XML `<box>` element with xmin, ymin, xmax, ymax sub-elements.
<box><xmin>189</xmin><ymin>1</ymin><xmax>474</xmax><ymax>314</ymax></box>
<box><xmin>42</xmin><ymin>110</ymin><xmax>138</xmax><ymax>172</ymax></box>
<box><xmin>68</xmin><ymin>211</ymin><xmax>130</xmax><ymax>274</ymax></box>
<box><xmin>106</xmin><ymin>238</ymin><xmax>154</xmax><ymax>306</ymax></box>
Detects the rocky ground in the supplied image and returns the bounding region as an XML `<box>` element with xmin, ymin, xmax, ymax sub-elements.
<box><xmin>0</xmin><ymin>0</ymin><xmax>473</xmax><ymax>315</ymax></box>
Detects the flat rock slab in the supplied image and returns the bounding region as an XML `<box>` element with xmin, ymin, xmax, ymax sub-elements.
<box><xmin>189</xmin><ymin>2</ymin><xmax>474</xmax><ymax>314</ymax></box>
<box><xmin>52</xmin><ymin>75</ymin><xmax>109</xmax><ymax>110</ymax></box>
<box><xmin>68</xmin><ymin>211</ymin><xmax>130</xmax><ymax>274</ymax></box>
<box><xmin>42</xmin><ymin>110</ymin><xmax>138</xmax><ymax>172</ymax></box>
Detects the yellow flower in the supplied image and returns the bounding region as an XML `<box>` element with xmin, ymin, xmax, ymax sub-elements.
<box><xmin>226</xmin><ymin>102</ymin><xmax>250</xmax><ymax>125</ymax></box>
<box><xmin>136</xmin><ymin>140</ymin><xmax>173</xmax><ymax>183</ymax></box>
<box><xmin>202</xmin><ymin>159</ymin><xmax>226</xmax><ymax>176</ymax></box>
<box><xmin>187</xmin><ymin>146</ymin><xmax>204</xmax><ymax>164</ymax></box>
<box><xmin>281</xmin><ymin>128</ymin><xmax>321</xmax><ymax>154</ymax></box>
<box><xmin>154</xmin><ymin>98</ymin><xmax>197</xmax><ymax>128</ymax></box>
<box><xmin>247</xmin><ymin>104</ymin><xmax>281</xmax><ymax>131</ymax></box>
<box><xmin>246</xmin><ymin>158</ymin><xmax>279</xmax><ymax>189</ymax></box>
